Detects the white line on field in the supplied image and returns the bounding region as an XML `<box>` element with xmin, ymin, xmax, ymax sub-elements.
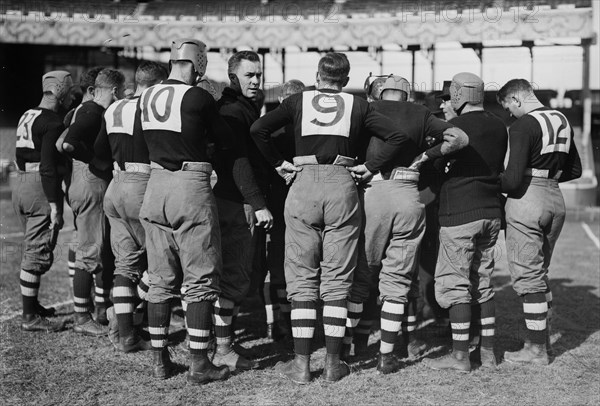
<box><xmin>0</xmin><ymin>299</ymin><xmax>73</xmax><ymax>323</ymax></box>
<box><xmin>581</xmin><ymin>222</ymin><xmax>600</xmax><ymax>250</ymax></box>
<box><xmin>0</xmin><ymin>226</ymin><xmax>74</xmax><ymax>239</ymax></box>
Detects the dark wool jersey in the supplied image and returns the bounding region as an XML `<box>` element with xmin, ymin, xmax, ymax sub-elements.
<box><xmin>364</xmin><ymin>100</ymin><xmax>453</xmax><ymax>177</ymax></box>
<box><xmin>15</xmin><ymin>107</ymin><xmax>66</xmax><ymax>203</ymax></box>
<box><xmin>63</xmin><ymin>100</ymin><xmax>112</xmax><ymax>180</ymax></box>
<box><xmin>250</xmin><ymin>88</ymin><xmax>408</xmax><ymax>172</ymax></box>
<box><xmin>136</xmin><ymin>79</ymin><xmax>235</xmax><ymax>170</ymax></box>
<box><xmin>94</xmin><ymin>96</ymin><xmax>148</xmax><ymax>169</ymax></box>
<box><xmin>501</xmin><ymin>107</ymin><xmax>582</xmax><ymax>194</ymax></box>
<box><xmin>438</xmin><ymin>110</ymin><xmax>508</xmax><ymax>227</ymax></box>
<box><xmin>212</xmin><ymin>87</ymin><xmax>267</xmax><ymax>210</ymax></box>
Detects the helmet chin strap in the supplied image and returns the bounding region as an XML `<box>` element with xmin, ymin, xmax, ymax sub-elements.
<box><xmin>455</xmin><ymin>102</ymin><xmax>468</xmax><ymax>116</ymax></box>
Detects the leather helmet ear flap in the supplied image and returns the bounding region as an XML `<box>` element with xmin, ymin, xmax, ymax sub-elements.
<box><xmin>170</xmin><ymin>38</ymin><xmax>208</xmax><ymax>78</ymax></box>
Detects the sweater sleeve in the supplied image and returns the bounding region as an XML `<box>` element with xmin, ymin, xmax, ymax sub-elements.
<box><xmin>63</xmin><ymin>108</ymin><xmax>100</xmax><ymax>163</ymax></box>
<box><xmin>362</xmin><ymin>106</ymin><xmax>408</xmax><ymax>173</ymax></box>
<box><xmin>39</xmin><ymin>119</ymin><xmax>65</xmax><ymax>203</ymax></box>
<box><xmin>249</xmin><ymin>103</ymin><xmax>290</xmax><ymax>167</ymax></box>
<box><xmin>422</xmin><ymin>113</ymin><xmax>457</xmax><ymax>159</ymax></box>
<box><xmin>501</xmin><ymin>125</ymin><xmax>531</xmax><ymax>193</ymax></box>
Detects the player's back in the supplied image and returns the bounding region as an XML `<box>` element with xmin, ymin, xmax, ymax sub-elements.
<box><xmin>104</xmin><ymin>97</ymin><xmax>148</xmax><ymax>168</ymax></box>
<box><xmin>139</xmin><ymin>79</ymin><xmax>216</xmax><ymax>171</ymax></box>
<box><xmin>15</xmin><ymin>108</ymin><xmax>63</xmax><ymax>168</ymax></box>
<box><xmin>282</xmin><ymin>89</ymin><xmax>372</xmax><ymax>164</ymax></box>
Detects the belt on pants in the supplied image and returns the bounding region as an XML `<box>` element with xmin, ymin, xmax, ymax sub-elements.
<box><xmin>113</xmin><ymin>161</ymin><xmax>151</xmax><ymax>174</ymax></box>
<box><xmin>150</xmin><ymin>161</ymin><xmax>213</xmax><ymax>175</ymax></box>
<box><xmin>292</xmin><ymin>154</ymin><xmax>356</xmax><ymax>167</ymax></box>
<box><xmin>371</xmin><ymin>167</ymin><xmax>419</xmax><ymax>182</ymax></box>
<box><xmin>525</xmin><ymin>168</ymin><xmax>562</xmax><ymax>180</ymax></box>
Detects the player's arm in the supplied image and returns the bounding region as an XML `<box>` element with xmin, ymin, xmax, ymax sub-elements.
<box><xmin>62</xmin><ymin>109</ymin><xmax>99</xmax><ymax>162</ymax></box>
<box><xmin>410</xmin><ymin>114</ymin><xmax>469</xmax><ymax>170</ymax></box>
<box><xmin>500</xmin><ymin>126</ymin><xmax>531</xmax><ymax>193</ymax></box>
<box><xmin>558</xmin><ymin>132</ymin><xmax>582</xmax><ymax>182</ymax></box>
<box><xmin>39</xmin><ymin>120</ymin><xmax>65</xmax><ymax>230</ymax></box>
<box><xmin>93</xmin><ymin>114</ymin><xmax>112</xmax><ymax>163</ymax></box>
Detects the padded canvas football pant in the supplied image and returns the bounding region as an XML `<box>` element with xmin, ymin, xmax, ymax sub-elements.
<box><xmin>284</xmin><ymin>164</ymin><xmax>361</xmax><ymax>302</ymax></box>
<box><xmin>435</xmin><ymin>218</ymin><xmax>501</xmax><ymax>309</ymax></box>
<box><xmin>140</xmin><ymin>163</ymin><xmax>221</xmax><ymax>304</ymax></box>
<box><xmin>104</xmin><ymin>168</ymin><xmax>149</xmax><ymax>283</ymax></box>
<box><xmin>355</xmin><ymin>174</ymin><xmax>425</xmax><ymax>304</ymax></box>
<box><xmin>68</xmin><ymin>160</ymin><xmax>110</xmax><ymax>275</ymax></box>
<box><xmin>217</xmin><ymin>197</ymin><xmax>252</xmax><ymax>303</ymax></box>
<box><xmin>12</xmin><ymin>170</ymin><xmax>57</xmax><ymax>274</ymax></box>
<box><xmin>505</xmin><ymin>177</ymin><xmax>565</xmax><ymax>296</ymax></box>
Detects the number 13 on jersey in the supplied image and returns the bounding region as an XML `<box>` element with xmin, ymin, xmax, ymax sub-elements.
<box><xmin>301</xmin><ymin>91</ymin><xmax>354</xmax><ymax>137</ymax></box>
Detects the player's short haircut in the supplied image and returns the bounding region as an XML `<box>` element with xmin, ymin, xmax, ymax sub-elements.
<box><xmin>95</xmin><ymin>68</ymin><xmax>126</xmax><ymax>90</ymax></box>
<box><xmin>281</xmin><ymin>79</ymin><xmax>305</xmax><ymax>98</ymax></box>
<box><xmin>135</xmin><ymin>61</ymin><xmax>167</xmax><ymax>88</ymax></box>
<box><xmin>318</xmin><ymin>53</ymin><xmax>350</xmax><ymax>86</ymax></box>
<box><xmin>79</xmin><ymin>66</ymin><xmax>104</xmax><ymax>93</ymax></box>
<box><xmin>496</xmin><ymin>79</ymin><xmax>533</xmax><ymax>103</ymax></box>
<box><xmin>228</xmin><ymin>50</ymin><xmax>260</xmax><ymax>75</ymax></box>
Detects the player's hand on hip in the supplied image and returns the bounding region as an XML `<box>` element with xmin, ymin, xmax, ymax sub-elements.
<box><xmin>255</xmin><ymin>208</ymin><xmax>274</xmax><ymax>230</ymax></box>
<box><xmin>49</xmin><ymin>204</ymin><xmax>64</xmax><ymax>231</ymax></box>
<box><xmin>347</xmin><ymin>164</ymin><xmax>373</xmax><ymax>184</ymax></box>
<box><xmin>276</xmin><ymin>161</ymin><xmax>302</xmax><ymax>185</ymax></box>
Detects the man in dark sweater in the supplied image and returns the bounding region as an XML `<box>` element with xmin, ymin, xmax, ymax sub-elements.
<box><xmin>63</xmin><ymin>68</ymin><xmax>125</xmax><ymax>336</ymax></box>
<box><xmin>498</xmin><ymin>79</ymin><xmax>581</xmax><ymax>365</ymax></box>
<box><xmin>212</xmin><ymin>50</ymin><xmax>273</xmax><ymax>371</ymax></box>
<box><xmin>425</xmin><ymin>72</ymin><xmax>508</xmax><ymax>373</ymax></box>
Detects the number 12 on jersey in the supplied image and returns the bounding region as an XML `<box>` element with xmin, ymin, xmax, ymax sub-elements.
<box><xmin>530</xmin><ymin>110</ymin><xmax>572</xmax><ymax>155</ymax></box>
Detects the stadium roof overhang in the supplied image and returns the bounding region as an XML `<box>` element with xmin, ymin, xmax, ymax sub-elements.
<box><xmin>0</xmin><ymin>7</ymin><xmax>595</xmax><ymax>50</ymax></box>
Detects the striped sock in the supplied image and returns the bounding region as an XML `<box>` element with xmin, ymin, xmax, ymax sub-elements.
<box><xmin>479</xmin><ymin>299</ymin><xmax>495</xmax><ymax>349</ymax></box>
<box><xmin>186</xmin><ymin>301</ymin><xmax>213</xmax><ymax>355</ymax></box>
<box><xmin>269</xmin><ymin>281</ymin><xmax>281</xmax><ymax>322</ymax></box>
<box><xmin>323</xmin><ymin>299</ymin><xmax>348</xmax><ymax>355</ymax></box>
<box><xmin>68</xmin><ymin>247</ymin><xmax>76</xmax><ymax>294</ymax></box>
<box><xmin>94</xmin><ymin>272</ymin><xmax>111</xmax><ymax>309</ymax></box>
<box><xmin>291</xmin><ymin>301</ymin><xmax>317</xmax><ymax>356</ymax></box>
<box><xmin>449</xmin><ymin>303</ymin><xmax>471</xmax><ymax>353</ymax></box>
<box><xmin>545</xmin><ymin>288</ymin><xmax>553</xmax><ymax>310</ymax></box>
<box><xmin>20</xmin><ymin>269</ymin><xmax>40</xmax><ymax>316</ymax></box>
<box><xmin>73</xmin><ymin>268</ymin><xmax>93</xmax><ymax>314</ymax></box>
<box><xmin>148</xmin><ymin>301</ymin><xmax>170</xmax><ymax>350</ymax></box>
<box><xmin>137</xmin><ymin>271</ymin><xmax>149</xmax><ymax>301</ymax></box>
<box><xmin>523</xmin><ymin>293</ymin><xmax>548</xmax><ymax>345</ymax></box>
<box><xmin>354</xmin><ymin>318</ymin><xmax>373</xmax><ymax>349</ymax></box>
<box><xmin>113</xmin><ymin>275</ymin><xmax>136</xmax><ymax>339</ymax></box>
<box><xmin>343</xmin><ymin>301</ymin><xmax>363</xmax><ymax>346</ymax></box>
<box><xmin>380</xmin><ymin>300</ymin><xmax>404</xmax><ymax>354</ymax></box>
<box><xmin>262</xmin><ymin>279</ymin><xmax>276</xmax><ymax>324</ymax></box>
<box><xmin>402</xmin><ymin>298</ymin><xmax>418</xmax><ymax>339</ymax></box>
<box><xmin>213</xmin><ymin>297</ymin><xmax>234</xmax><ymax>347</ymax></box>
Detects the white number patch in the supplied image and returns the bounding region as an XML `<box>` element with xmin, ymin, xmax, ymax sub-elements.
<box><xmin>140</xmin><ymin>84</ymin><xmax>189</xmax><ymax>132</ymax></box>
<box><xmin>301</xmin><ymin>91</ymin><xmax>353</xmax><ymax>138</ymax></box>
<box><xmin>105</xmin><ymin>98</ymin><xmax>137</xmax><ymax>136</ymax></box>
<box><xmin>529</xmin><ymin>110</ymin><xmax>571</xmax><ymax>155</ymax></box>
<box><xmin>16</xmin><ymin>109</ymin><xmax>42</xmax><ymax>149</ymax></box>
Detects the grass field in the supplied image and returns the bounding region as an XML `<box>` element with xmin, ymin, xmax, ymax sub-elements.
<box><xmin>1</xmin><ymin>173</ymin><xmax>599</xmax><ymax>405</ymax></box>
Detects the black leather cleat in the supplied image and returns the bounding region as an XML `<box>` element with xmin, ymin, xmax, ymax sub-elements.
<box><xmin>322</xmin><ymin>354</ymin><xmax>350</xmax><ymax>383</ymax></box>
<box><xmin>153</xmin><ymin>348</ymin><xmax>174</xmax><ymax>379</ymax></box>
<box><xmin>377</xmin><ymin>352</ymin><xmax>400</xmax><ymax>375</ymax></box>
<box><xmin>276</xmin><ymin>355</ymin><xmax>311</xmax><ymax>384</ymax></box>
<box><xmin>21</xmin><ymin>314</ymin><xmax>64</xmax><ymax>332</ymax></box>
<box><xmin>187</xmin><ymin>353</ymin><xmax>230</xmax><ymax>385</ymax></box>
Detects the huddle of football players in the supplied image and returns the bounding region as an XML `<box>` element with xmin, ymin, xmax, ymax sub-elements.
<box><xmin>12</xmin><ymin>38</ymin><xmax>581</xmax><ymax>385</ymax></box>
